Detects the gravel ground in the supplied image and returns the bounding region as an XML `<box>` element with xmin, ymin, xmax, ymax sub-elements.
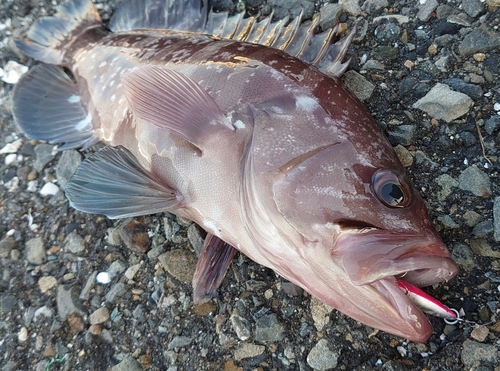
<box><xmin>1</xmin><ymin>0</ymin><xmax>500</xmax><ymax>370</ymax></box>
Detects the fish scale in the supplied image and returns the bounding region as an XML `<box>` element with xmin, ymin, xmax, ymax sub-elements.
<box><xmin>12</xmin><ymin>0</ymin><xmax>458</xmax><ymax>342</ymax></box>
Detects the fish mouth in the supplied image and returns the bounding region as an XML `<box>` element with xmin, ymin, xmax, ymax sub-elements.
<box><xmin>335</xmin><ymin>224</ymin><xmax>458</xmax><ymax>341</ymax></box>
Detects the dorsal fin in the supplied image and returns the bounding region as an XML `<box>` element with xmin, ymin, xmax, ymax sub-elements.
<box><xmin>109</xmin><ymin>0</ymin><xmax>356</xmax><ymax>78</ymax></box>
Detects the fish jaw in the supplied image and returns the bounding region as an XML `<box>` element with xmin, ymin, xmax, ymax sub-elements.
<box><xmin>292</xmin><ymin>227</ymin><xmax>458</xmax><ymax>342</ymax></box>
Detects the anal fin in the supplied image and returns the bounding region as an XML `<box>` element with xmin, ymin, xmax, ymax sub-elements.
<box><xmin>192</xmin><ymin>233</ymin><xmax>238</xmax><ymax>303</ymax></box>
<box><xmin>65</xmin><ymin>146</ymin><xmax>184</xmax><ymax>218</ymax></box>
<box><xmin>13</xmin><ymin>64</ymin><xmax>98</xmax><ymax>150</ymax></box>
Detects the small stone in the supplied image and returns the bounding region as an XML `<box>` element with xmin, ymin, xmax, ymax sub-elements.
<box><xmin>0</xmin><ymin>236</ymin><xmax>15</xmax><ymax>258</ymax></box>
<box><xmin>435</xmin><ymin>174</ymin><xmax>458</xmax><ymax>201</ymax></box>
<box><xmin>254</xmin><ymin>313</ymin><xmax>284</xmax><ymax>342</ymax></box>
<box><xmin>187</xmin><ymin>223</ymin><xmax>204</xmax><ymax>255</ymax></box>
<box><xmin>39</xmin><ymin>276</ymin><xmax>57</xmax><ymax>293</ymax></box>
<box><xmin>307</xmin><ymin>339</ymin><xmax>339</xmax><ymax>370</ymax></box>
<box><xmin>458</xmin><ymin>27</ymin><xmax>500</xmax><ymax>57</ymax></box>
<box><xmin>64</xmin><ymin>231</ymin><xmax>86</xmax><ymax>255</ymax></box>
<box><xmin>438</xmin><ymin>215</ymin><xmax>460</xmax><ymax>229</ymax></box>
<box><xmin>342</xmin><ymin>70</ymin><xmax>375</xmax><ymax>101</ymax></box>
<box><xmin>362</xmin><ymin>0</ymin><xmax>388</xmax><ymax>14</ymax></box>
<box><xmin>0</xmin><ymin>61</ymin><xmax>28</xmax><ymax>84</ymax></box>
<box><xmin>462</xmin><ymin>0</ymin><xmax>484</xmax><ymax>17</ymax></box>
<box><xmin>319</xmin><ymin>3</ymin><xmax>343</xmax><ymax>31</ymax></box>
<box><xmin>494</xmin><ymin>197</ymin><xmax>500</xmax><ymax>242</ymax></box>
<box><xmin>18</xmin><ymin>327</ymin><xmax>28</xmax><ymax>342</ymax></box>
<box><xmin>108</xmin><ymin>260</ymin><xmax>127</xmax><ymax>280</ymax></box>
<box><xmin>387</xmin><ymin>125</ymin><xmax>416</xmax><ymax>146</ymax></box>
<box><xmin>67</xmin><ymin>314</ymin><xmax>84</xmax><ymax>335</ymax></box>
<box><xmin>33</xmin><ymin>144</ymin><xmax>55</xmax><ymax>172</ymax></box>
<box><xmin>470</xmin><ymin>325</ymin><xmax>489</xmax><ymax>342</ymax></box>
<box><xmin>193</xmin><ymin>302</ymin><xmax>216</xmax><ymax>316</ymax></box>
<box><xmin>417</xmin><ymin>0</ymin><xmax>439</xmax><ymax>21</ymax></box>
<box><xmin>80</xmin><ymin>271</ymin><xmax>98</xmax><ymax>300</ymax></box>
<box><xmin>105</xmin><ymin>282</ymin><xmax>127</xmax><ymax>303</ymax></box>
<box><xmin>26</xmin><ymin>237</ymin><xmax>46</xmax><ymax>265</ymax></box>
<box><xmin>96</xmin><ymin>272</ymin><xmax>111</xmax><ymax>285</ymax></box>
<box><xmin>463</xmin><ymin>211</ymin><xmax>481</xmax><ymax>227</ymax></box>
<box><xmin>34</xmin><ymin>306</ymin><xmax>53</xmax><ymax>322</ymax></box>
<box><xmin>57</xmin><ymin>285</ymin><xmax>84</xmax><ymax>321</ymax></box>
<box><xmin>124</xmin><ymin>264</ymin><xmax>141</xmax><ymax>280</ymax></box>
<box><xmin>451</xmin><ymin>243</ymin><xmax>476</xmax><ymax>271</ymax></box>
<box><xmin>458</xmin><ymin>166</ymin><xmax>491</xmax><ymax>198</ymax></box>
<box><xmin>339</xmin><ymin>0</ymin><xmax>361</xmax><ymax>16</ymax></box>
<box><xmin>109</xmin><ymin>356</ymin><xmax>143</xmax><ymax>371</ymax></box>
<box><xmin>310</xmin><ymin>297</ymin><xmax>334</xmax><ymax>331</ymax></box>
<box><xmin>39</xmin><ymin>182</ymin><xmax>60</xmax><ymax>196</ymax></box>
<box><xmin>167</xmin><ymin>336</ymin><xmax>192</xmax><ymax>350</ymax></box>
<box><xmin>461</xmin><ymin>339</ymin><xmax>497</xmax><ymax>368</ymax></box>
<box><xmin>0</xmin><ymin>294</ymin><xmax>17</xmax><ymax>313</ymax></box>
<box><xmin>413</xmin><ymin>83</ymin><xmax>474</xmax><ymax>123</ymax></box>
<box><xmin>470</xmin><ymin>239</ymin><xmax>500</xmax><ymax>258</ymax></box>
<box><xmin>484</xmin><ymin>116</ymin><xmax>500</xmax><ymax>135</ymax></box>
<box><xmin>89</xmin><ymin>324</ymin><xmax>102</xmax><ymax>335</ymax></box>
<box><xmin>230</xmin><ymin>313</ymin><xmax>251</xmax><ymax>341</ymax></box>
<box><xmin>90</xmin><ymin>307</ymin><xmax>110</xmax><ymax>325</ymax></box>
<box><xmin>158</xmin><ymin>249</ymin><xmax>197</xmax><ymax>283</ymax></box>
<box><xmin>234</xmin><ymin>343</ymin><xmax>265</xmax><ymax>361</ymax></box>
<box><xmin>55</xmin><ymin>150</ymin><xmax>82</xmax><ymax>188</ymax></box>
<box><xmin>118</xmin><ymin>218</ymin><xmax>151</xmax><ymax>253</ymax></box>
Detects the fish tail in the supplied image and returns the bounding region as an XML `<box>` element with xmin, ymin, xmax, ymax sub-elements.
<box><xmin>14</xmin><ymin>0</ymin><xmax>102</xmax><ymax>64</ymax></box>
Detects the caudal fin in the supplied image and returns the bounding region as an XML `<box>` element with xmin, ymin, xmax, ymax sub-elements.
<box><xmin>14</xmin><ymin>0</ymin><xmax>102</xmax><ymax>64</ymax></box>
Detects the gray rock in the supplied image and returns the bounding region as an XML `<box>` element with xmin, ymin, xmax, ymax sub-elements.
<box><xmin>0</xmin><ymin>294</ymin><xmax>17</xmax><ymax>313</ymax></box>
<box><xmin>90</xmin><ymin>307</ymin><xmax>109</xmax><ymax>325</ymax></box>
<box><xmin>462</xmin><ymin>0</ymin><xmax>484</xmax><ymax>18</ymax></box>
<box><xmin>307</xmin><ymin>339</ymin><xmax>339</xmax><ymax>370</ymax></box>
<box><xmin>463</xmin><ymin>210</ymin><xmax>481</xmax><ymax>227</ymax></box>
<box><xmin>57</xmin><ymin>285</ymin><xmax>84</xmax><ymax>320</ymax></box>
<box><xmin>461</xmin><ymin>339</ymin><xmax>498</xmax><ymax>368</ymax></box>
<box><xmin>342</xmin><ymin>70</ymin><xmax>375</xmax><ymax>101</ymax></box>
<box><xmin>472</xmin><ymin>221</ymin><xmax>494</xmax><ymax>237</ymax></box>
<box><xmin>158</xmin><ymin>249</ymin><xmax>197</xmax><ymax>283</ymax></box>
<box><xmin>0</xmin><ymin>236</ymin><xmax>14</xmax><ymax>258</ymax></box>
<box><xmin>494</xmin><ymin>197</ymin><xmax>500</xmax><ymax>242</ymax></box>
<box><xmin>33</xmin><ymin>306</ymin><xmax>53</xmax><ymax>322</ymax></box>
<box><xmin>234</xmin><ymin>343</ymin><xmax>265</xmax><ymax>361</ymax></box>
<box><xmin>55</xmin><ymin>150</ymin><xmax>81</xmax><ymax>188</ymax></box>
<box><xmin>339</xmin><ymin>0</ymin><xmax>361</xmax><ymax>16</ymax></box>
<box><xmin>254</xmin><ymin>313</ymin><xmax>284</xmax><ymax>342</ymax></box>
<box><xmin>416</xmin><ymin>0</ymin><xmax>439</xmax><ymax>21</ymax></box>
<box><xmin>438</xmin><ymin>215</ymin><xmax>460</xmax><ymax>229</ymax></box>
<box><xmin>310</xmin><ymin>297</ymin><xmax>333</xmax><ymax>331</ymax></box>
<box><xmin>63</xmin><ymin>231</ymin><xmax>86</xmax><ymax>255</ymax></box>
<box><xmin>387</xmin><ymin>124</ymin><xmax>416</xmax><ymax>146</ymax></box>
<box><xmin>33</xmin><ymin>143</ymin><xmax>55</xmax><ymax>172</ymax></box>
<box><xmin>25</xmin><ymin>237</ymin><xmax>46</xmax><ymax>265</ymax></box>
<box><xmin>458</xmin><ymin>27</ymin><xmax>500</xmax><ymax>57</ymax></box>
<box><xmin>443</xmin><ymin>78</ymin><xmax>483</xmax><ymax>100</ymax></box>
<box><xmin>269</xmin><ymin>0</ymin><xmax>314</xmax><ymax>21</ymax></box>
<box><xmin>435</xmin><ymin>174</ymin><xmax>458</xmax><ymax>201</ymax></box>
<box><xmin>451</xmin><ymin>243</ymin><xmax>476</xmax><ymax>271</ymax></box>
<box><xmin>374</xmin><ymin>22</ymin><xmax>401</xmax><ymax>42</ymax></box>
<box><xmin>187</xmin><ymin>224</ymin><xmax>204</xmax><ymax>256</ymax></box>
<box><xmin>319</xmin><ymin>3</ymin><xmax>343</xmax><ymax>31</ymax></box>
<box><xmin>108</xmin><ymin>356</ymin><xmax>143</xmax><ymax>371</ymax></box>
<box><xmin>230</xmin><ymin>313</ymin><xmax>251</xmax><ymax>341</ymax></box>
<box><xmin>105</xmin><ymin>282</ymin><xmax>127</xmax><ymax>303</ymax></box>
<box><xmin>80</xmin><ymin>270</ymin><xmax>97</xmax><ymax>300</ymax></box>
<box><xmin>167</xmin><ymin>336</ymin><xmax>192</xmax><ymax>350</ymax></box>
<box><xmin>362</xmin><ymin>0</ymin><xmax>388</xmax><ymax>14</ymax></box>
<box><xmin>413</xmin><ymin>83</ymin><xmax>473</xmax><ymax>123</ymax></box>
<box><xmin>458</xmin><ymin>165</ymin><xmax>491</xmax><ymax>198</ymax></box>
<box><xmin>108</xmin><ymin>260</ymin><xmax>127</xmax><ymax>280</ymax></box>
<box><xmin>484</xmin><ymin>116</ymin><xmax>500</xmax><ymax>135</ymax></box>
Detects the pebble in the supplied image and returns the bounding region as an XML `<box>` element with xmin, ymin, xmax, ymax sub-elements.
<box><xmin>472</xmin><ymin>221</ymin><xmax>494</xmax><ymax>237</ymax></box>
<box><xmin>0</xmin><ymin>294</ymin><xmax>16</xmax><ymax>313</ymax></box>
<box><xmin>90</xmin><ymin>307</ymin><xmax>110</xmax><ymax>325</ymax></box>
<box><xmin>187</xmin><ymin>223</ymin><xmax>204</xmax><ymax>255</ymax></box>
<box><xmin>108</xmin><ymin>260</ymin><xmax>127</xmax><ymax>280</ymax></box>
<box><xmin>362</xmin><ymin>0</ymin><xmax>388</xmax><ymax>14</ymax></box>
<box><xmin>342</xmin><ymin>70</ymin><xmax>375</xmax><ymax>101</ymax></box>
<box><xmin>307</xmin><ymin>339</ymin><xmax>339</xmax><ymax>370</ymax></box>
<box><xmin>494</xmin><ymin>197</ymin><xmax>500</xmax><ymax>242</ymax></box>
<box><xmin>64</xmin><ymin>231</ymin><xmax>86</xmax><ymax>255</ymax></box>
<box><xmin>105</xmin><ymin>282</ymin><xmax>127</xmax><ymax>303</ymax></box>
<box><xmin>254</xmin><ymin>313</ymin><xmax>284</xmax><ymax>342</ymax></box>
<box><xmin>443</xmin><ymin>78</ymin><xmax>483</xmax><ymax>101</ymax></box>
<box><xmin>387</xmin><ymin>124</ymin><xmax>416</xmax><ymax>146</ymax></box>
<box><xmin>451</xmin><ymin>243</ymin><xmax>476</xmax><ymax>271</ymax></box>
<box><xmin>158</xmin><ymin>249</ymin><xmax>197</xmax><ymax>283</ymax></box>
<box><xmin>167</xmin><ymin>335</ymin><xmax>192</xmax><ymax>350</ymax></box>
<box><xmin>484</xmin><ymin>116</ymin><xmax>500</xmax><ymax>135</ymax></box>
<box><xmin>0</xmin><ymin>139</ymin><xmax>22</xmax><ymax>154</ymax></box>
<box><xmin>435</xmin><ymin>174</ymin><xmax>458</xmax><ymax>201</ymax></box>
<box><xmin>39</xmin><ymin>182</ymin><xmax>60</xmax><ymax>196</ymax></box>
<box><xmin>96</xmin><ymin>271</ymin><xmax>111</xmax><ymax>284</ymax></box>
<box><xmin>461</xmin><ymin>339</ymin><xmax>497</xmax><ymax>368</ymax></box>
<box><xmin>25</xmin><ymin>237</ymin><xmax>47</xmax><ymax>265</ymax></box>
<box><xmin>55</xmin><ymin>150</ymin><xmax>82</xmax><ymax>188</ymax></box>
<box><xmin>38</xmin><ymin>276</ymin><xmax>57</xmax><ymax>293</ymax></box>
<box><xmin>412</xmin><ymin>83</ymin><xmax>474</xmax><ymax>123</ymax></box>
<box><xmin>57</xmin><ymin>285</ymin><xmax>85</xmax><ymax>320</ymax></box>
<box><xmin>0</xmin><ymin>60</ymin><xmax>28</xmax><ymax>84</ymax></box>
<box><xmin>458</xmin><ymin>27</ymin><xmax>500</xmax><ymax>56</ymax></box>
<box><xmin>18</xmin><ymin>327</ymin><xmax>28</xmax><ymax>342</ymax></box>
<box><xmin>0</xmin><ymin>236</ymin><xmax>14</xmax><ymax>258</ymax></box>
<box><xmin>339</xmin><ymin>0</ymin><xmax>361</xmax><ymax>16</ymax></box>
<box><xmin>417</xmin><ymin>0</ymin><xmax>439</xmax><ymax>21</ymax></box>
<box><xmin>310</xmin><ymin>297</ymin><xmax>333</xmax><ymax>331</ymax></box>
<box><xmin>108</xmin><ymin>356</ymin><xmax>143</xmax><ymax>371</ymax></box>
<box><xmin>268</xmin><ymin>0</ymin><xmax>314</xmax><ymax>21</ymax></box>
<box><xmin>458</xmin><ymin>165</ymin><xmax>492</xmax><ymax>198</ymax></box>
<box><xmin>33</xmin><ymin>144</ymin><xmax>55</xmax><ymax>172</ymax></box>
<box><xmin>319</xmin><ymin>3</ymin><xmax>342</xmax><ymax>31</ymax></box>
<box><xmin>34</xmin><ymin>306</ymin><xmax>53</xmax><ymax>322</ymax></box>
<box><xmin>470</xmin><ymin>325</ymin><xmax>489</xmax><ymax>342</ymax></box>
<box><xmin>230</xmin><ymin>313</ymin><xmax>251</xmax><ymax>341</ymax></box>
<box><xmin>462</xmin><ymin>0</ymin><xmax>484</xmax><ymax>18</ymax></box>
<box><xmin>470</xmin><ymin>239</ymin><xmax>500</xmax><ymax>258</ymax></box>
<box><xmin>124</xmin><ymin>263</ymin><xmax>141</xmax><ymax>280</ymax></box>
<box><xmin>234</xmin><ymin>343</ymin><xmax>265</xmax><ymax>361</ymax></box>
<box><xmin>118</xmin><ymin>218</ymin><xmax>151</xmax><ymax>253</ymax></box>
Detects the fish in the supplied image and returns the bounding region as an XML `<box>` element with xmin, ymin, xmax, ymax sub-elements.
<box><xmin>12</xmin><ymin>0</ymin><xmax>458</xmax><ymax>342</ymax></box>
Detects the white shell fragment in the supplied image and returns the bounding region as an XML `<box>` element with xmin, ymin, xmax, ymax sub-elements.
<box><xmin>0</xmin><ymin>139</ymin><xmax>22</xmax><ymax>154</ymax></box>
<box><xmin>0</xmin><ymin>61</ymin><xmax>28</xmax><ymax>84</ymax></box>
<box><xmin>39</xmin><ymin>182</ymin><xmax>60</xmax><ymax>196</ymax></box>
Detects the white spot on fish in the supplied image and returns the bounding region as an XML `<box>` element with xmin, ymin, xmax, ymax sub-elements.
<box><xmin>67</xmin><ymin>95</ymin><xmax>81</xmax><ymax>103</ymax></box>
<box><xmin>99</xmin><ymin>61</ymin><xmax>107</xmax><ymax>68</ymax></box>
<box><xmin>295</xmin><ymin>96</ymin><xmax>318</xmax><ymax>112</ymax></box>
<box><xmin>75</xmin><ymin>113</ymin><xmax>92</xmax><ymax>131</ymax></box>
<box><xmin>202</xmin><ymin>219</ymin><xmax>220</xmax><ymax>237</ymax></box>
<box><xmin>111</xmin><ymin>94</ymin><xmax>116</xmax><ymax>102</ymax></box>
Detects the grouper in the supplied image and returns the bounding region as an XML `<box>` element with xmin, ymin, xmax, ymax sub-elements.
<box><xmin>12</xmin><ymin>0</ymin><xmax>458</xmax><ymax>342</ymax></box>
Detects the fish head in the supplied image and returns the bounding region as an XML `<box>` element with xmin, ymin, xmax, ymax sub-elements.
<box><xmin>267</xmin><ymin>91</ymin><xmax>458</xmax><ymax>342</ymax></box>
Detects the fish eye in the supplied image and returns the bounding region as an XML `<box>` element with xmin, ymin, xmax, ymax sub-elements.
<box><xmin>371</xmin><ymin>169</ymin><xmax>413</xmax><ymax>208</ymax></box>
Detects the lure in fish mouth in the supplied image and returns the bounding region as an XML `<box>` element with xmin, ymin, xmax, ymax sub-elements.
<box><xmin>12</xmin><ymin>0</ymin><xmax>459</xmax><ymax>343</ymax></box>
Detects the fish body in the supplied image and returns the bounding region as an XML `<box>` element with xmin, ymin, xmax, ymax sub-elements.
<box><xmin>13</xmin><ymin>0</ymin><xmax>458</xmax><ymax>342</ymax></box>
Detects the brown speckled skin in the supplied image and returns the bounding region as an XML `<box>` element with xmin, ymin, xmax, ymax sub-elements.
<box><xmin>46</xmin><ymin>26</ymin><xmax>458</xmax><ymax>341</ymax></box>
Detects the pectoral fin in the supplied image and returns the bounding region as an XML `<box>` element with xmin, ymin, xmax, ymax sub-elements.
<box><xmin>122</xmin><ymin>65</ymin><xmax>233</xmax><ymax>153</ymax></box>
<box><xmin>192</xmin><ymin>233</ymin><xmax>237</xmax><ymax>303</ymax></box>
<box><xmin>65</xmin><ymin>146</ymin><xmax>183</xmax><ymax>218</ymax></box>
